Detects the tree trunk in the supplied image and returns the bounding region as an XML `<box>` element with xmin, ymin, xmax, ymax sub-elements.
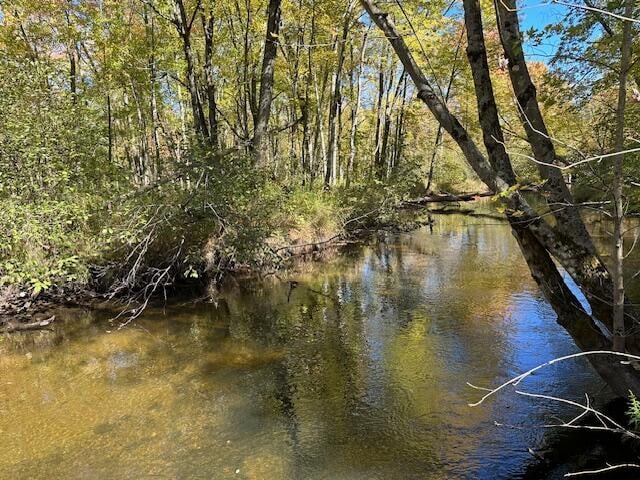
<box><xmin>463</xmin><ymin>0</ymin><xmax>515</xmax><ymax>184</ymax></box>
<box><xmin>510</xmin><ymin>222</ymin><xmax>640</xmax><ymax>397</ymax></box>
<box><xmin>107</xmin><ymin>93</ymin><xmax>113</xmax><ymax>164</ymax></box>
<box><xmin>426</xmin><ymin>29</ymin><xmax>464</xmax><ymax>192</ymax></box>
<box><xmin>347</xmin><ymin>28</ymin><xmax>369</xmax><ymax>187</ymax></box>
<box><xmin>252</xmin><ymin>0</ymin><xmax>282</xmax><ymax>166</ymax></box>
<box><xmin>325</xmin><ymin>3</ymin><xmax>353</xmax><ymax>188</ymax></box>
<box><xmin>203</xmin><ymin>10</ymin><xmax>220</xmax><ymax>152</ymax></box>
<box><xmin>68</xmin><ymin>46</ymin><xmax>77</xmax><ymax>101</ymax></box>
<box><xmin>493</xmin><ymin>0</ymin><xmax>636</xmax><ymax>338</ymax></box>
<box><xmin>495</xmin><ymin>0</ymin><xmax>585</xmax><ymax>235</ymax></box>
<box><xmin>392</xmin><ymin>75</ymin><xmax>407</xmax><ymax>171</ymax></box>
<box><xmin>173</xmin><ymin>0</ymin><xmax>209</xmax><ymax>145</ymax></box>
<box><xmin>360</xmin><ymin>0</ymin><xmax>504</xmax><ymax>192</ymax></box>
<box><xmin>64</xmin><ymin>7</ymin><xmax>79</xmax><ymax>102</ymax></box>
<box><xmin>360</xmin><ymin>0</ymin><xmax>640</xmax><ymax>395</ymax></box>
<box><xmin>144</xmin><ymin>6</ymin><xmax>161</xmax><ymax>181</ymax></box>
<box><xmin>312</xmin><ymin>69</ymin><xmax>329</xmax><ymax>183</ymax></box>
<box><xmin>382</xmin><ymin>69</ymin><xmax>404</xmax><ymax>176</ymax></box>
<box><xmin>301</xmin><ymin>6</ymin><xmax>317</xmax><ymax>184</ymax></box>
<box><xmin>611</xmin><ymin>0</ymin><xmax>635</xmax><ymax>351</ymax></box>
<box><xmin>130</xmin><ymin>80</ymin><xmax>151</xmax><ymax>186</ymax></box>
<box><xmin>373</xmin><ymin>59</ymin><xmax>385</xmax><ymax>178</ymax></box>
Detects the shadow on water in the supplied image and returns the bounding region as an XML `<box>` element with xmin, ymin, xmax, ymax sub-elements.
<box><xmin>1</xmin><ymin>208</ymin><xmax>637</xmax><ymax>479</ymax></box>
<box><xmin>521</xmin><ymin>397</ymin><xmax>640</xmax><ymax>479</ymax></box>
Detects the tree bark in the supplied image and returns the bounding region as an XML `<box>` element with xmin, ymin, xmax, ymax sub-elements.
<box><xmin>252</xmin><ymin>0</ymin><xmax>282</xmax><ymax>166</ymax></box>
<box><xmin>373</xmin><ymin>58</ymin><xmax>385</xmax><ymax>178</ymax></box>
<box><xmin>360</xmin><ymin>0</ymin><xmax>640</xmax><ymax>395</ymax></box>
<box><xmin>493</xmin><ymin>0</ymin><xmax>636</xmax><ymax>337</ymax></box>
<box><xmin>172</xmin><ymin>0</ymin><xmax>209</xmax><ymax>145</ymax></box>
<box><xmin>383</xmin><ymin>69</ymin><xmax>405</xmax><ymax>175</ymax></box>
<box><xmin>426</xmin><ymin>28</ymin><xmax>464</xmax><ymax>192</ymax></box>
<box><xmin>64</xmin><ymin>6</ymin><xmax>79</xmax><ymax>103</ymax></box>
<box><xmin>1</xmin><ymin>316</ymin><xmax>56</xmax><ymax>333</ymax></box>
<box><xmin>495</xmin><ymin>0</ymin><xmax>586</xmax><ymax>239</ymax></box>
<box><xmin>312</xmin><ymin>68</ymin><xmax>329</xmax><ymax>183</ymax></box>
<box><xmin>611</xmin><ymin>0</ymin><xmax>635</xmax><ymax>351</ymax></box>
<box><xmin>392</xmin><ymin>75</ymin><xmax>407</xmax><ymax>171</ymax></box>
<box><xmin>510</xmin><ymin>222</ymin><xmax>640</xmax><ymax>397</ymax></box>
<box><xmin>144</xmin><ymin>6</ymin><xmax>161</xmax><ymax>181</ymax></box>
<box><xmin>107</xmin><ymin>93</ymin><xmax>113</xmax><ymax>164</ymax></box>
<box><xmin>463</xmin><ymin>0</ymin><xmax>515</xmax><ymax>184</ymax></box>
<box><xmin>347</xmin><ymin>28</ymin><xmax>368</xmax><ymax>187</ymax></box>
<box><xmin>203</xmin><ymin>9</ymin><xmax>220</xmax><ymax>152</ymax></box>
<box><xmin>360</xmin><ymin>0</ymin><xmax>505</xmax><ymax>193</ymax></box>
<box><xmin>404</xmin><ymin>191</ymin><xmax>493</xmax><ymax>204</ymax></box>
<box><xmin>325</xmin><ymin>3</ymin><xmax>353</xmax><ymax>188</ymax></box>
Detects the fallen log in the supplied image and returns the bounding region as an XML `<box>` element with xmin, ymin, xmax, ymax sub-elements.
<box><xmin>1</xmin><ymin>315</ymin><xmax>56</xmax><ymax>333</ymax></box>
<box><xmin>402</xmin><ymin>191</ymin><xmax>493</xmax><ymax>206</ymax></box>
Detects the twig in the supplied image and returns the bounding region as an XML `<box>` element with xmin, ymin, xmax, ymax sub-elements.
<box><xmin>514</xmin><ymin>390</ymin><xmax>640</xmax><ymax>440</ymax></box>
<box><xmin>564</xmin><ymin>463</ymin><xmax>640</xmax><ymax>477</ymax></box>
<box><xmin>468</xmin><ymin>350</ymin><xmax>640</xmax><ymax>407</ymax></box>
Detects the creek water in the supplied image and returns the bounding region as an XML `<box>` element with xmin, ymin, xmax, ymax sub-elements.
<box><xmin>1</xmin><ymin>212</ymin><xmax>630</xmax><ymax>479</ymax></box>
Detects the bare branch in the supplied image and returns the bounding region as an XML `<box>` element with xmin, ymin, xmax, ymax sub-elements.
<box><xmin>514</xmin><ymin>389</ymin><xmax>640</xmax><ymax>440</ymax></box>
<box><xmin>551</xmin><ymin>0</ymin><xmax>640</xmax><ymax>24</ymax></box>
<box><xmin>564</xmin><ymin>463</ymin><xmax>640</xmax><ymax>477</ymax></box>
<box><xmin>468</xmin><ymin>350</ymin><xmax>640</xmax><ymax>407</ymax></box>
<box><xmin>139</xmin><ymin>0</ymin><xmax>175</xmax><ymax>25</ymax></box>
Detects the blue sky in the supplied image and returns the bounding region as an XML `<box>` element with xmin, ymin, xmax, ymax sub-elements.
<box><xmin>519</xmin><ymin>0</ymin><xmax>570</xmax><ymax>62</ymax></box>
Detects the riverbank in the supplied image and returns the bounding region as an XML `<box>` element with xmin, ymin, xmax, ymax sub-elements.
<box><xmin>1</xmin><ymin>190</ymin><xmax>460</xmax><ymax>331</ymax></box>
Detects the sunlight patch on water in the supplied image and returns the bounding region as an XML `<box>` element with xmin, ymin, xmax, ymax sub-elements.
<box><xmin>0</xmin><ymin>214</ymin><xmax>606</xmax><ymax>479</ymax></box>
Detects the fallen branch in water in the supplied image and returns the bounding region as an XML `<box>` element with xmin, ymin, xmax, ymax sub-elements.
<box><xmin>1</xmin><ymin>315</ymin><xmax>55</xmax><ymax>333</ymax></box>
<box><xmin>273</xmin><ymin>201</ymin><xmax>389</xmax><ymax>255</ymax></box>
<box><xmin>402</xmin><ymin>191</ymin><xmax>493</xmax><ymax>206</ymax></box>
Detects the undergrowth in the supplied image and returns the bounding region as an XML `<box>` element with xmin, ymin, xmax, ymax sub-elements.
<box><xmin>0</xmin><ymin>153</ymin><xmax>423</xmax><ymax>300</ymax></box>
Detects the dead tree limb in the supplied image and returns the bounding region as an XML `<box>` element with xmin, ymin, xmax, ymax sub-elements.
<box><xmin>1</xmin><ymin>316</ymin><xmax>56</xmax><ymax>333</ymax></box>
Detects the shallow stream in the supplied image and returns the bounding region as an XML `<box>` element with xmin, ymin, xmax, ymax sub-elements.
<box><xmin>1</xmin><ymin>213</ymin><xmax>623</xmax><ymax>479</ymax></box>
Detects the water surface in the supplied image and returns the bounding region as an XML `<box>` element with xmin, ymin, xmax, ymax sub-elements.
<box><xmin>0</xmin><ymin>214</ymin><xmax>608</xmax><ymax>479</ymax></box>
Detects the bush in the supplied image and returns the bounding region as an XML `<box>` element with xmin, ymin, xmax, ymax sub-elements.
<box><xmin>0</xmin><ymin>197</ymin><xmax>96</xmax><ymax>291</ymax></box>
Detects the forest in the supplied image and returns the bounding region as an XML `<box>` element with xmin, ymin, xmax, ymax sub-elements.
<box><xmin>1</xmin><ymin>0</ymin><xmax>640</xmax><ymax>477</ymax></box>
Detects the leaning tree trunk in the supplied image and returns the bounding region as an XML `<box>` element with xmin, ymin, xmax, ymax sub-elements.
<box><xmin>510</xmin><ymin>222</ymin><xmax>640</xmax><ymax>397</ymax></box>
<box><xmin>493</xmin><ymin>0</ymin><xmax>629</xmax><ymax>336</ymax></box>
<box><xmin>360</xmin><ymin>0</ymin><xmax>640</xmax><ymax>395</ymax></box>
<box><xmin>463</xmin><ymin>0</ymin><xmax>515</xmax><ymax>185</ymax></box>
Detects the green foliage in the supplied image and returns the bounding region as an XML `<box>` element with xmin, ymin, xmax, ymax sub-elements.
<box><xmin>0</xmin><ymin>198</ymin><xmax>96</xmax><ymax>289</ymax></box>
<box><xmin>279</xmin><ymin>189</ymin><xmax>341</xmax><ymax>235</ymax></box>
<box><xmin>628</xmin><ymin>392</ymin><xmax>640</xmax><ymax>429</ymax></box>
<box><xmin>432</xmin><ymin>152</ymin><xmax>481</xmax><ymax>194</ymax></box>
<box><xmin>7</xmin><ymin>0</ymin><xmax>632</xmax><ymax>299</ymax></box>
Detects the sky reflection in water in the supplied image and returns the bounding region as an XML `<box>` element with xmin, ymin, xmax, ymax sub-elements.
<box><xmin>0</xmin><ymin>214</ymin><xmax>606</xmax><ymax>479</ymax></box>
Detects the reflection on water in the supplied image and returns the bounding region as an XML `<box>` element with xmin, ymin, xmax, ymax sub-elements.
<box><xmin>0</xmin><ymin>214</ymin><xmax>608</xmax><ymax>479</ymax></box>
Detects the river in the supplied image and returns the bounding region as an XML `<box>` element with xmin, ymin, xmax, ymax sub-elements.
<box><xmin>0</xmin><ymin>212</ymin><xmax>627</xmax><ymax>479</ymax></box>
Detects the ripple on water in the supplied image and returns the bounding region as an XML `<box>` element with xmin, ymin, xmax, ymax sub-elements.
<box><xmin>0</xmin><ymin>216</ymin><xmax>608</xmax><ymax>479</ymax></box>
